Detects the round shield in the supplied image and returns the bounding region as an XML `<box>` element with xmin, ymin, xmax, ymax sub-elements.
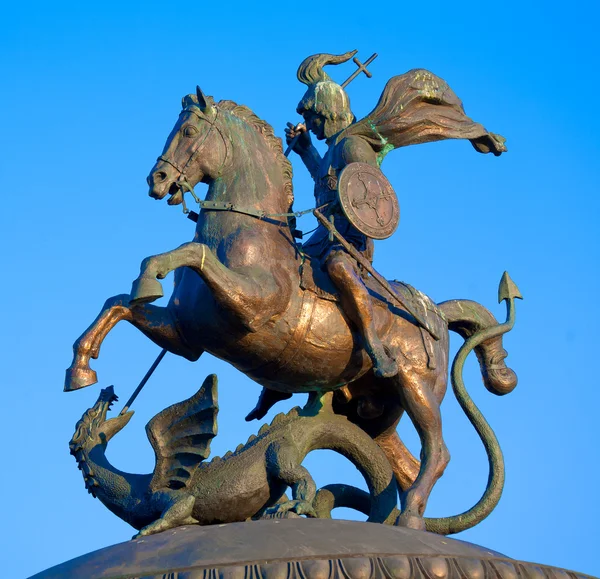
<box><xmin>337</xmin><ymin>162</ymin><xmax>399</xmax><ymax>239</ymax></box>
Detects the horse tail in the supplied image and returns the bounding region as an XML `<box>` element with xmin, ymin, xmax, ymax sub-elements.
<box><xmin>439</xmin><ymin>299</ymin><xmax>517</xmax><ymax>396</ymax></box>
<box><xmin>420</xmin><ymin>298</ymin><xmax>518</xmax><ymax>535</ymax></box>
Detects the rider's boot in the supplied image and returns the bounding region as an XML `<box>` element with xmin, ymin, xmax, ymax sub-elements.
<box><xmin>363</xmin><ymin>328</ymin><xmax>398</xmax><ymax>379</ymax></box>
<box><xmin>326</xmin><ymin>251</ymin><xmax>397</xmax><ymax>379</ymax></box>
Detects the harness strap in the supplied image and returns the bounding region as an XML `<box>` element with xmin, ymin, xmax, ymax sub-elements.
<box><xmin>186</xmin><ymin>201</ymin><xmax>332</xmax><ymax>239</ymax></box>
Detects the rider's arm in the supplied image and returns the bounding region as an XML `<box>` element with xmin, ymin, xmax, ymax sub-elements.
<box><xmin>285</xmin><ymin>123</ymin><xmax>322</xmax><ymax>181</ymax></box>
<box><xmin>298</xmin><ymin>145</ymin><xmax>322</xmax><ymax>181</ymax></box>
<box><xmin>340</xmin><ymin>136</ymin><xmax>379</xmax><ymax>167</ymax></box>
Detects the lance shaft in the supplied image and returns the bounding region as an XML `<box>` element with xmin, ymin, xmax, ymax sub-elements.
<box><xmin>284</xmin><ymin>133</ymin><xmax>302</xmax><ymax>157</ymax></box>
<box><xmin>313</xmin><ymin>209</ymin><xmax>440</xmax><ymax>340</ymax></box>
<box><xmin>120</xmin><ymin>348</ymin><xmax>168</xmax><ymax>415</ymax></box>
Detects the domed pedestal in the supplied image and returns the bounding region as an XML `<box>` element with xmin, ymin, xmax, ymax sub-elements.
<box><xmin>30</xmin><ymin>519</ymin><xmax>596</xmax><ymax>579</ymax></box>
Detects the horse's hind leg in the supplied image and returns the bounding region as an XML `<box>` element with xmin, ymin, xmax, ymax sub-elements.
<box><xmin>65</xmin><ymin>294</ymin><xmax>198</xmax><ymax>391</ymax></box>
<box><xmin>393</xmin><ymin>371</ymin><xmax>450</xmax><ymax>530</ymax></box>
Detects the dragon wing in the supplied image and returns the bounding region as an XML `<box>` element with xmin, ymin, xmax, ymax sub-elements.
<box><xmin>341</xmin><ymin>69</ymin><xmax>507</xmax><ymax>161</ymax></box>
<box><xmin>146</xmin><ymin>374</ymin><xmax>218</xmax><ymax>492</ymax></box>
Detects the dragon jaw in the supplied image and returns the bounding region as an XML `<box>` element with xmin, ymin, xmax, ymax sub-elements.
<box><xmin>70</xmin><ymin>386</ymin><xmax>134</xmax><ymax>455</ymax></box>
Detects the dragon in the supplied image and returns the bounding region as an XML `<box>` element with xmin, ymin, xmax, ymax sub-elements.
<box><xmin>69</xmin><ymin>375</ymin><xmax>399</xmax><ymax>537</ymax></box>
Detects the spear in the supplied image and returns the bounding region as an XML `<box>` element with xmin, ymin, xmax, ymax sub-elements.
<box><xmin>119</xmin><ymin>348</ymin><xmax>168</xmax><ymax>415</ymax></box>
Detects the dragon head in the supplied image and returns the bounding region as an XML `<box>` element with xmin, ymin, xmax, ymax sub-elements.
<box><xmin>69</xmin><ymin>386</ymin><xmax>134</xmax><ymax>455</ymax></box>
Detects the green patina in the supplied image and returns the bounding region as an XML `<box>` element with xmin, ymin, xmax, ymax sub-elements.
<box><xmin>377</xmin><ymin>142</ymin><xmax>394</xmax><ymax>166</ymax></box>
<box><xmin>367</xmin><ymin>120</ymin><xmax>395</xmax><ymax>166</ymax></box>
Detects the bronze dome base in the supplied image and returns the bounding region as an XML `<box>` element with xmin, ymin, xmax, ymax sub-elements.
<box><xmin>30</xmin><ymin>519</ymin><xmax>596</xmax><ymax>579</ymax></box>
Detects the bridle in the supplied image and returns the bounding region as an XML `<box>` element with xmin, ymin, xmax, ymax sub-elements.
<box><xmin>157</xmin><ymin>104</ymin><xmax>229</xmax><ymax>213</ymax></box>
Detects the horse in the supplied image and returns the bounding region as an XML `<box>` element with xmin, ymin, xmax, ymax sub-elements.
<box><xmin>65</xmin><ymin>87</ymin><xmax>517</xmax><ymax>530</ymax></box>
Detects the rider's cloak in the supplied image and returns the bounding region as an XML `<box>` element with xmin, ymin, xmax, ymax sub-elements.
<box><xmin>338</xmin><ymin>69</ymin><xmax>507</xmax><ymax>158</ymax></box>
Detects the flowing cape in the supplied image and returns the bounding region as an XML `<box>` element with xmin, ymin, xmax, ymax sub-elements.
<box><xmin>340</xmin><ymin>69</ymin><xmax>507</xmax><ymax>158</ymax></box>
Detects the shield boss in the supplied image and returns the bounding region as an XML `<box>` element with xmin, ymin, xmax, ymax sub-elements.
<box><xmin>338</xmin><ymin>163</ymin><xmax>399</xmax><ymax>239</ymax></box>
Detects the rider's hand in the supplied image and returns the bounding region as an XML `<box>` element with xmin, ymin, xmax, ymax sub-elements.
<box><xmin>285</xmin><ymin>122</ymin><xmax>311</xmax><ymax>154</ymax></box>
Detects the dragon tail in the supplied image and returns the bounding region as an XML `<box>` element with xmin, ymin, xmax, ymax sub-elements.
<box><xmin>308</xmin><ymin>403</ymin><xmax>399</xmax><ymax>525</ymax></box>
<box><xmin>439</xmin><ymin>299</ymin><xmax>517</xmax><ymax>396</ymax></box>
<box><xmin>423</xmin><ymin>290</ymin><xmax>519</xmax><ymax>534</ymax></box>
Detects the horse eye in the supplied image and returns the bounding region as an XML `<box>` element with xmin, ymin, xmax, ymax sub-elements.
<box><xmin>183</xmin><ymin>125</ymin><xmax>198</xmax><ymax>137</ymax></box>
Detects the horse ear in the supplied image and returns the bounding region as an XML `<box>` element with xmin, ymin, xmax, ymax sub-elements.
<box><xmin>182</xmin><ymin>94</ymin><xmax>196</xmax><ymax>109</ymax></box>
<box><xmin>196</xmin><ymin>85</ymin><xmax>214</xmax><ymax>110</ymax></box>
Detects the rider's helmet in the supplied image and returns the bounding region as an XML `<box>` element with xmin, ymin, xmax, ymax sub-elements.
<box><xmin>296</xmin><ymin>51</ymin><xmax>356</xmax><ymax>140</ymax></box>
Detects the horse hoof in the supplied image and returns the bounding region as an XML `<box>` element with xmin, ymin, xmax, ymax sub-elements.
<box><xmin>130</xmin><ymin>276</ymin><xmax>164</xmax><ymax>305</ymax></box>
<box><xmin>395</xmin><ymin>513</ymin><xmax>426</xmax><ymax>531</ymax></box>
<box><xmin>65</xmin><ymin>366</ymin><xmax>98</xmax><ymax>391</ymax></box>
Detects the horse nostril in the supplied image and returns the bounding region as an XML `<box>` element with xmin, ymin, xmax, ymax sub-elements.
<box><xmin>154</xmin><ymin>171</ymin><xmax>168</xmax><ymax>182</ymax></box>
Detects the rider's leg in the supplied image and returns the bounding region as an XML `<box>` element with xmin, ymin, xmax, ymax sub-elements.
<box><xmin>325</xmin><ymin>250</ymin><xmax>397</xmax><ymax>378</ymax></box>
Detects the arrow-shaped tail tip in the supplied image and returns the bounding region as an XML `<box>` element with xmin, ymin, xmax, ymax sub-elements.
<box><xmin>498</xmin><ymin>271</ymin><xmax>523</xmax><ymax>303</ymax></box>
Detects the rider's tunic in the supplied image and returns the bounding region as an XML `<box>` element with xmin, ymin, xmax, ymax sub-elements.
<box><xmin>302</xmin><ymin>139</ymin><xmax>370</xmax><ymax>263</ymax></box>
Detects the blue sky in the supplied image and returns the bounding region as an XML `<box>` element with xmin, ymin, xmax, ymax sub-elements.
<box><xmin>1</xmin><ymin>1</ymin><xmax>599</xmax><ymax>577</ymax></box>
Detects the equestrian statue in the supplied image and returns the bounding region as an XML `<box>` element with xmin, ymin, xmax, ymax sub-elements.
<box><xmin>65</xmin><ymin>51</ymin><xmax>520</xmax><ymax>532</ymax></box>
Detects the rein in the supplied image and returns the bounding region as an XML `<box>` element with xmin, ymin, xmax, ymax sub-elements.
<box><xmin>184</xmin><ymin>192</ymin><xmax>327</xmax><ymax>240</ymax></box>
<box><xmin>184</xmin><ymin>194</ymin><xmax>328</xmax><ymax>221</ymax></box>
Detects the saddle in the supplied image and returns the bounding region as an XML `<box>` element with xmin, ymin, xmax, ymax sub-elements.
<box><xmin>299</xmin><ymin>253</ymin><xmax>446</xmax><ymax>341</ymax></box>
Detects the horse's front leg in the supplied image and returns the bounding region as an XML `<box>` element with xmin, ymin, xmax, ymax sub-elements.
<box><xmin>65</xmin><ymin>294</ymin><xmax>199</xmax><ymax>391</ymax></box>
<box><xmin>131</xmin><ymin>242</ymin><xmax>289</xmax><ymax>332</ymax></box>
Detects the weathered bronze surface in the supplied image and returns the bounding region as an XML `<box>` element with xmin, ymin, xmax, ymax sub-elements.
<box><xmin>313</xmin><ymin>209</ymin><xmax>436</xmax><ymax>339</ymax></box>
<box><xmin>337</xmin><ymin>162</ymin><xmax>399</xmax><ymax>239</ymax></box>
<box><xmin>29</xmin><ymin>519</ymin><xmax>597</xmax><ymax>579</ymax></box>
<box><xmin>70</xmin><ymin>376</ymin><xmax>398</xmax><ymax>537</ymax></box>
<box><xmin>65</xmin><ymin>51</ymin><xmax>519</xmax><ymax>533</ymax></box>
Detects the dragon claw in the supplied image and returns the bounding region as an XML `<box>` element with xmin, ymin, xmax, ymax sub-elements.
<box><xmin>264</xmin><ymin>499</ymin><xmax>317</xmax><ymax>519</ymax></box>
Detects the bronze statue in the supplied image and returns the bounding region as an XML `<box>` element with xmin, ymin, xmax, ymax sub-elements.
<box><xmin>65</xmin><ymin>51</ymin><xmax>518</xmax><ymax>531</ymax></box>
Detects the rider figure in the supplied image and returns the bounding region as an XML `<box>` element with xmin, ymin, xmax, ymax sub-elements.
<box><xmin>249</xmin><ymin>51</ymin><xmax>507</xmax><ymax>420</ymax></box>
<box><xmin>286</xmin><ymin>52</ymin><xmax>397</xmax><ymax>378</ymax></box>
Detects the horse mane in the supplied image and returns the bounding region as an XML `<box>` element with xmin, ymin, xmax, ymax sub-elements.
<box><xmin>217</xmin><ymin>100</ymin><xmax>294</xmax><ymax>206</ymax></box>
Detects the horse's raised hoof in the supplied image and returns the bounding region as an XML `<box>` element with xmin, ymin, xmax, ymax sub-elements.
<box><xmin>130</xmin><ymin>276</ymin><xmax>164</xmax><ymax>305</ymax></box>
<box><xmin>395</xmin><ymin>512</ymin><xmax>426</xmax><ymax>531</ymax></box>
<box><xmin>65</xmin><ymin>365</ymin><xmax>98</xmax><ymax>391</ymax></box>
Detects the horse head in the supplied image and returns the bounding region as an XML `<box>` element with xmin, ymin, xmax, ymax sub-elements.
<box><xmin>147</xmin><ymin>86</ymin><xmax>293</xmax><ymax>216</ymax></box>
<box><xmin>147</xmin><ymin>86</ymin><xmax>229</xmax><ymax>207</ymax></box>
